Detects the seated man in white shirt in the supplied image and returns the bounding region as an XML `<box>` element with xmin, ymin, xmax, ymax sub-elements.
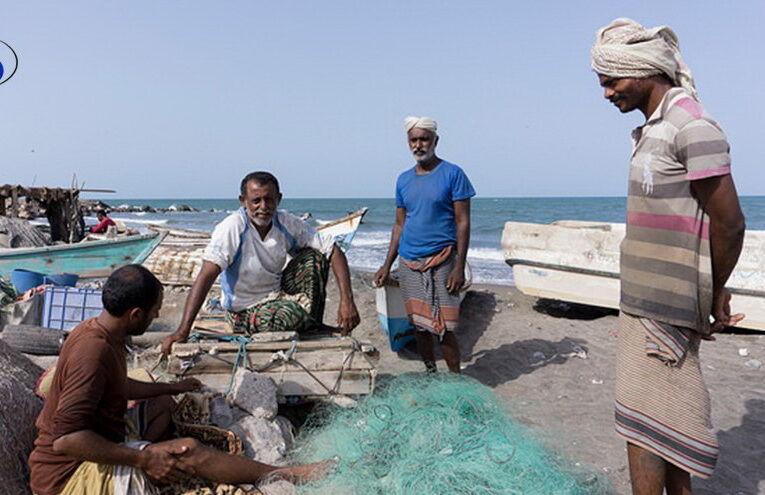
<box><xmin>162</xmin><ymin>171</ymin><xmax>360</xmax><ymax>353</ymax></box>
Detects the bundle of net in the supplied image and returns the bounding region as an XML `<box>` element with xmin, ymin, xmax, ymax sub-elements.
<box><xmin>287</xmin><ymin>373</ymin><xmax>605</xmax><ymax>494</ymax></box>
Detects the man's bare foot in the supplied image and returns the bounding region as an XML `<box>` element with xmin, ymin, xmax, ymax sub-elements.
<box><xmin>272</xmin><ymin>457</ymin><xmax>338</xmax><ymax>484</ymax></box>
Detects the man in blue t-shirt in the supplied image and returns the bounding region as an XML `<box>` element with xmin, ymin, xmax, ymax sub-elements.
<box><xmin>374</xmin><ymin>116</ymin><xmax>475</xmax><ymax>373</ymax></box>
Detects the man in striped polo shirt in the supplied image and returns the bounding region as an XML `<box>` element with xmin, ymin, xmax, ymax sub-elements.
<box><xmin>591</xmin><ymin>19</ymin><xmax>746</xmax><ymax>494</ymax></box>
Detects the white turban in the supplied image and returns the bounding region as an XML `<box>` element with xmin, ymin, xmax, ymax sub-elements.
<box><xmin>404</xmin><ymin>116</ymin><xmax>438</xmax><ymax>136</ymax></box>
<box><xmin>591</xmin><ymin>18</ymin><xmax>698</xmax><ymax>100</ymax></box>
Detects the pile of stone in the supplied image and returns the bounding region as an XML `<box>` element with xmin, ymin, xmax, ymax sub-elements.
<box><xmin>81</xmin><ymin>201</ymin><xmax>204</xmax><ymax>214</ymax></box>
<box><xmin>111</xmin><ymin>203</ymin><xmax>200</xmax><ymax>213</ymax></box>
<box><xmin>209</xmin><ymin>368</ymin><xmax>299</xmax><ymax>494</ymax></box>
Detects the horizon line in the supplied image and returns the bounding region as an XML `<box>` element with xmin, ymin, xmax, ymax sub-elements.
<box><xmin>83</xmin><ymin>194</ymin><xmax>765</xmax><ymax>201</ymax></box>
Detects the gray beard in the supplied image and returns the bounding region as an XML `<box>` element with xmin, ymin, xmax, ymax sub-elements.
<box><xmin>413</xmin><ymin>149</ymin><xmax>435</xmax><ymax>163</ymax></box>
<box><xmin>250</xmin><ymin>214</ymin><xmax>272</xmax><ymax>227</ymax></box>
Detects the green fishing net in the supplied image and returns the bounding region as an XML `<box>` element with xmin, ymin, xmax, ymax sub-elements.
<box><xmin>288</xmin><ymin>373</ymin><xmax>606</xmax><ymax>494</ymax></box>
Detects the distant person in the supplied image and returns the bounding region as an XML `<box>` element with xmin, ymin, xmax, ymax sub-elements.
<box><xmin>162</xmin><ymin>171</ymin><xmax>360</xmax><ymax>354</ymax></box>
<box><xmin>90</xmin><ymin>209</ymin><xmax>116</xmax><ymax>233</ymax></box>
<box><xmin>29</xmin><ymin>264</ymin><xmax>331</xmax><ymax>495</ymax></box>
<box><xmin>591</xmin><ymin>18</ymin><xmax>745</xmax><ymax>493</ymax></box>
<box><xmin>374</xmin><ymin>117</ymin><xmax>475</xmax><ymax>373</ymax></box>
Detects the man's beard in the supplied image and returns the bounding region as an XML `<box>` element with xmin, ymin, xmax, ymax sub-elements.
<box><xmin>249</xmin><ymin>212</ymin><xmax>273</xmax><ymax>227</ymax></box>
<box><xmin>412</xmin><ymin>147</ymin><xmax>435</xmax><ymax>163</ymax></box>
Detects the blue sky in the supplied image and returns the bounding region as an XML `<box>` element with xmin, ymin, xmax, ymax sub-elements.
<box><xmin>2</xmin><ymin>1</ymin><xmax>763</xmax><ymax>199</ymax></box>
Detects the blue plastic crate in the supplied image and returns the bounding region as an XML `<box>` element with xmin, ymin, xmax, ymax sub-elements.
<box><xmin>42</xmin><ymin>286</ymin><xmax>103</xmax><ymax>331</ymax></box>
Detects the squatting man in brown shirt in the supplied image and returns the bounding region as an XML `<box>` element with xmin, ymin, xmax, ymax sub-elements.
<box><xmin>28</xmin><ymin>264</ymin><xmax>332</xmax><ymax>495</ymax></box>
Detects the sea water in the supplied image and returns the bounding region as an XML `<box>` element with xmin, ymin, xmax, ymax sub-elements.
<box><xmin>95</xmin><ymin>196</ymin><xmax>765</xmax><ymax>286</ymax></box>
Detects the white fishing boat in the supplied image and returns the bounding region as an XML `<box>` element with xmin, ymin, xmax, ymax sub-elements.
<box><xmin>143</xmin><ymin>207</ymin><xmax>368</xmax><ymax>285</ymax></box>
<box><xmin>501</xmin><ymin>220</ymin><xmax>765</xmax><ymax>332</ymax></box>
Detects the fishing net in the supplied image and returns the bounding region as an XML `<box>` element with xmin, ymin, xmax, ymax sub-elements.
<box><xmin>0</xmin><ymin>340</ymin><xmax>44</xmax><ymax>494</ymax></box>
<box><xmin>288</xmin><ymin>373</ymin><xmax>605</xmax><ymax>494</ymax></box>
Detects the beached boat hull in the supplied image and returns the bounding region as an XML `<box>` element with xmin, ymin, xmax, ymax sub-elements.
<box><xmin>144</xmin><ymin>208</ymin><xmax>368</xmax><ymax>285</ymax></box>
<box><xmin>0</xmin><ymin>232</ymin><xmax>167</xmax><ymax>280</ymax></box>
<box><xmin>502</xmin><ymin>221</ymin><xmax>765</xmax><ymax>332</ymax></box>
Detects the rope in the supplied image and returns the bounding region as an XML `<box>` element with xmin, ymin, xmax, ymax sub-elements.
<box><xmin>189</xmin><ymin>331</ymin><xmax>252</xmax><ymax>394</ymax></box>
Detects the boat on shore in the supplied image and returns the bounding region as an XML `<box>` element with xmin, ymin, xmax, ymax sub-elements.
<box><xmin>501</xmin><ymin>220</ymin><xmax>765</xmax><ymax>332</ymax></box>
<box><xmin>0</xmin><ymin>231</ymin><xmax>167</xmax><ymax>280</ymax></box>
<box><xmin>144</xmin><ymin>207</ymin><xmax>368</xmax><ymax>285</ymax></box>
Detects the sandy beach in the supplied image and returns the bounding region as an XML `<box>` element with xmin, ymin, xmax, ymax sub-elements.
<box><xmin>147</xmin><ymin>271</ymin><xmax>765</xmax><ymax>494</ymax></box>
<box><xmin>17</xmin><ymin>271</ymin><xmax>763</xmax><ymax>494</ymax></box>
<box><xmin>216</xmin><ymin>272</ymin><xmax>765</xmax><ymax>494</ymax></box>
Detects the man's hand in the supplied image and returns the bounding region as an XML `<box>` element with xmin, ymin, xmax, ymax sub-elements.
<box><xmin>336</xmin><ymin>298</ymin><xmax>360</xmax><ymax>336</ymax></box>
<box><xmin>161</xmin><ymin>331</ymin><xmax>188</xmax><ymax>356</ymax></box>
<box><xmin>446</xmin><ymin>265</ymin><xmax>465</xmax><ymax>294</ymax></box>
<box><xmin>138</xmin><ymin>443</ymin><xmax>195</xmax><ymax>484</ymax></box>
<box><xmin>710</xmin><ymin>288</ymin><xmax>745</xmax><ymax>332</ymax></box>
<box><xmin>172</xmin><ymin>377</ymin><xmax>203</xmax><ymax>394</ymax></box>
<box><xmin>373</xmin><ymin>265</ymin><xmax>391</xmax><ymax>288</ymax></box>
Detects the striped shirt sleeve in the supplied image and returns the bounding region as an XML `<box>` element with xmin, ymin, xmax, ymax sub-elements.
<box><xmin>675</xmin><ymin>119</ymin><xmax>731</xmax><ymax>181</ymax></box>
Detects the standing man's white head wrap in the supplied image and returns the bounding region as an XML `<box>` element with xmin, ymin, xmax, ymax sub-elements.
<box><xmin>591</xmin><ymin>18</ymin><xmax>698</xmax><ymax>100</ymax></box>
<box><xmin>404</xmin><ymin>116</ymin><xmax>438</xmax><ymax>136</ymax></box>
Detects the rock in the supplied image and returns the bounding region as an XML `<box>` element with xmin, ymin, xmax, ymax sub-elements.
<box><xmin>738</xmin><ymin>348</ymin><xmax>749</xmax><ymax>357</ymax></box>
<box><xmin>744</xmin><ymin>359</ymin><xmax>762</xmax><ymax>370</ymax></box>
<box><xmin>231</xmin><ymin>405</ymin><xmax>251</xmax><ymax>423</ymax></box>
<box><xmin>210</xmin><ymin>395</ymin><xmax>234</xmax><ymax>428</ymax></box>
<box><xmin>273</xmin><ymin>415</ymin><xmax>296</xmax><ymax>450</ymax></box>
<box><xmin>532</xmin><ymin>351</ymin><xmax>546</xmax><ymax>361</ymax></box>
<box><xmin>230</xmin><ymin>416</ymin><xmax>287</xmax><ymax>464</ymax></box>
<box><xmin>591</xmin><ymin>378</ymin><xmax>604</xmax><ymax>385</ymax></box>
<box><xmin>259</xmin><ymin>479</ymin><xmax>296</xmax><ymax>495</ymax></box>
<box><xmin>228</xmin><ymin>369</ymin><xmax>278</xmax><ymax>419</ymax></box>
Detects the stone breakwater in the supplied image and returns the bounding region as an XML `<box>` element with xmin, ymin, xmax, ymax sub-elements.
<box><xmin>80</xmin><ymin>200</ymin><xmax>203</xmax><ymax>214</ymax></box>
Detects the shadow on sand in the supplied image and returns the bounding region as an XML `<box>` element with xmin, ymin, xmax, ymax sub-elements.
<box><xmin>695</xmin><ymin>398</ymin><xmax>765</xmax><ymax>494</ymax></box>
<box><xmin>395</xmin><ymin>289</ymin><xmax>497</xmax><ymax>362</ymax></box>
<box><xmin>533</xmin><ymin>298</ymin><xmax>618</xmax><ymax>321</ymax></box>
<box><xmin>462</xmin><ymin>337</ymin><xmax>589</xmax><ymax>387</ymax></box>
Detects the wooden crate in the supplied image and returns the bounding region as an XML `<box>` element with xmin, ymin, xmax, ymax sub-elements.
<box><xmin>165</xmin><ymin>336</ymin><xmax>379</xmax><ymax>402</ymax></box>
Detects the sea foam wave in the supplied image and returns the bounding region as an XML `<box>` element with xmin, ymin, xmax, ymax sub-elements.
<box><xmin>467</xmin><ymin>247</ymin><xmax>505</xmax><ymax>262</ymax></box>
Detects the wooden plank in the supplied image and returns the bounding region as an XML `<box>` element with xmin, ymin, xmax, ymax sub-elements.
<box><xmin>10</xmin><ymin>187</ymin><xmax>18</xmax><ymax>218</ymax></box>
<box><xmin>167</xmin><ymin>347</ymin><xmax>376</xmax><ymax>374</ymax></box>
<box><xmin>189</xmin><ymin>328</ymin><xmax>297</xmax><ymax>342</ymax></box>
<box><xmin>171</xmin><ymin>337</ymin><xmax>368</xmax><ymax>354</ymax></box>
<box><xmin>190</xmin><ymin>370</ymin><xmax>376</xmax><ymax>397</ymax></box>
<box><xmin>192</xmin><ymin>320</ymin><xmax>234</xmax><ymax>334</ymax></box>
